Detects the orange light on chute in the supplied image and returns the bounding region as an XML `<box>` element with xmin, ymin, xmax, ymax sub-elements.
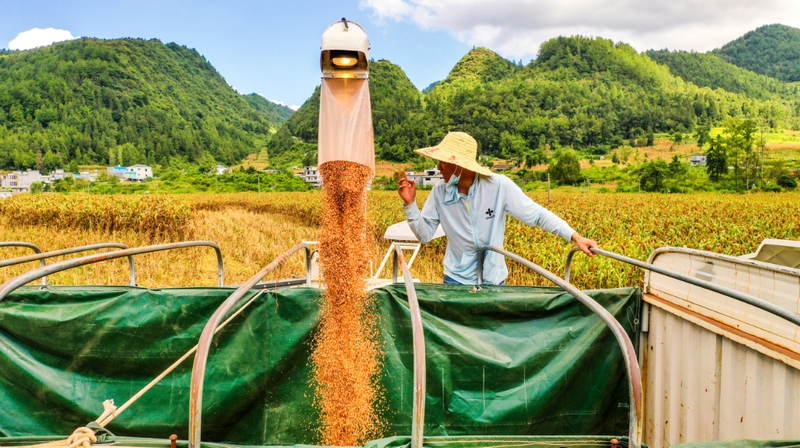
<box><xmin>331</xmin><ymin>51</ymin><xmax>359</xmax><ymax>68</ymax></box>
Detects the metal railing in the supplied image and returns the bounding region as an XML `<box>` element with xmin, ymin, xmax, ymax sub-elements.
<box><xmin>1</xmin><ymin>242</ymin><xmax>45</xmax><ymax>285</ymax></box>
<box><xmin>0</xmin><ymin>243</ymin><xmax>131</xmax><ymax>287</ymax></box>
<box><xmin>393</xmin><ymin>245</ymin><xmax>426</xmax><ymax>448</ymax></box>
<box><xmin>188</xmin><ymin>243</ymin><xmax>313</xmax><ymax>448</ymax></box>
<box><xmin>565</xmin><ymin>247</ymin><xmax>800</xmax><ymax>328</ymax></box>
<box><xmin>0</xmin><ymin>242</ymin><xmax>42</xmax><ymax>256</ymax></box>
<box><xmin>0</xmin><ymin>241</ymin><xmax>225</xmax><ymax>300</ymax></box>
<box><xmin>477</xmin><ymin>246</ymin><xmax>642</xmax><ymax>448</ymax></box>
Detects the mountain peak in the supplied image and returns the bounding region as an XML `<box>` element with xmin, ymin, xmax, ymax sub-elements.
<box><xmin>432</xmin><ymin>47</ymin><xmax>518</xmax><ymax>93</ymax></box>
<box><xmin>713</xmin><ymin>23</ymin><xmax>800</xmax><ymax>82</ymax></box>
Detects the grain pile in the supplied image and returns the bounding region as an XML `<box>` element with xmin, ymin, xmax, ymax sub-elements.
<box><xmin>312</xmin><ymin>160</ymin><xmax>382</xmax><ymax>445</ymax></box>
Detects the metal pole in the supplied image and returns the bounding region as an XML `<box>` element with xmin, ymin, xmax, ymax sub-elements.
<box><xmin>564</xmin><ymin>246</ymin><xmax>800</xmax><ymax>328</ymax></box>
<box><xmin>0</xmin><ymin>242</ymin><xmax>42</xmax><ymax>256</ymax></box>
<box><xmin>305</xmin><ymin>247</ymin><xmax>312</xmax><ymax>287</ymax></box>
<box><xmin>547</xmin><ymin>173</ymin><xmax>551</xmax><ymax>203</ymax></box>
<box><xmin>0</xmin><ymin>242</ymin><xmax>45</xmax><ymax>286</ymax></box>
<box><xmin>188</xmin><ymin>243</ymin><xmax>311</xmax><ymax>448</ymax></box>
<box><xmin>477</xmin><ymin>246</ymin><xmax>642</xmax><ymax>448</ymax></box>
<box><xmin>0</xmin><ymin>242</ymin><xmax>131</xmax><ymax>287</ymax></box>
<box><xmin>392</xmin><ymin>247</ymin><xmax>399</xmax><ymax>283</ymax></box>
<box><xmin>0</xmin><ymin>241</ymin><xmax>225</xmax><ymax>301</ymax></box>
<box><xmin>0</xmin><ymin>243</ymin><xmax>128</xmax><ymax>268</ymax></box>
<box><xmin>393</xmin><ymin>246</ymin><xmax>426</xmax><ymax>448</ymax></box>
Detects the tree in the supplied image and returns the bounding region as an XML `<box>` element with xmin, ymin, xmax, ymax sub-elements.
<box><xmin>777</xmin><ymin>174</ymin><xmax>797</xmax><ymax>189</ymax></box>
<box><xmin>30</xmin><ymin>182</ymin><xmax>44</xmax><ymax>194</ymax></box>
<box><xmin>499</xmin><ymin>132</ymin><xmax>529</xmax><ymax>161</ymax></box>
<box><xmin>720</xmin><ymin>117</ymin><xmax>757</xmax><ymax>190</ymax></box>
<box><xmin>706</xmin><ymin>136</ymin><xmax>727</xmax><ymax>181</ymax></box>
<box><xmin>639</xmin><ymin>160</ymin><xmax>669</xmax><ymax>192</ymax></box>
<box><xmin>668</xmin><ymin>155</ymin><xmax>686</xmax><ymax>177</ymax></box>
<box><xmin>548</xmin><ymin>149</ymin><xmax>581</xmax><ymax>185</ymax></box>
<box><xmin>695</xmin><ymin>122</ymin><xmax>711</xmax><ymax>148</ymax></box>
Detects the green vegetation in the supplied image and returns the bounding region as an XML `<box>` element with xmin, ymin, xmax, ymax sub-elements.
<box><xmin>713</xmin><ymin>24</ymin><xmax>800</xmax><ymax>82</ymax></box>
<box><xmin>0</xmin><ymin>38</ymin><xmax>291</xmax><ymax>171</ymax></box>
<box><xmin>2</xmin><ymin>27</ymin><xmax>800</xmax><ymax>197</ymax></box>
<box><xmin>241</xmin><ymin>93</ymin><xmax>294</xmax><ymax>125</ymax></box>
<box><xmin>271</xmin><ymin>37</ymin><xmax>800</xmax><ymax>169</ymax></box>
<box><xmin>646</xmin><ymin>49</ymin><xmax>799</xmax><ymax>101</ymax></box>
<box><xmin>46</xmin><ymin>167</ymin><xmax>310</xmax><ymax>194</ymax></box>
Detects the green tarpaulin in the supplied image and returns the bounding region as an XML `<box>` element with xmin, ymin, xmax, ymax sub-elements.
<box><xmin>0</xmin><ymin>284</ymin><xmax>640</xmax><ymax>445</ymax></box>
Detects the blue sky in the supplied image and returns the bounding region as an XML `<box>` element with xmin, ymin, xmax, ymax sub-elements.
<box><xmin>3</xmin><ymin>0</ymin><xmax>800</xmax><ymax>109</ymax></box>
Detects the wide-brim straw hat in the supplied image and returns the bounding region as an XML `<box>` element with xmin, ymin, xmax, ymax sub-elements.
<box><xmin>414</xmin><ymin>132</ymin><xmax>494</xmax><ymax>177</ymax></box>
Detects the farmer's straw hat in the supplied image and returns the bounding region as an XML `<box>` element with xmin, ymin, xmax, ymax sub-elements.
<box><xmin>415</xmin><ymin>132</ymin><xmax>494</xmax><ymax>177</ymax></box>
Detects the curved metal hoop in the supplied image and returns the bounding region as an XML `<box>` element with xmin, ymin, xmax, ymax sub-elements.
<box><xmin>0</xmin><ymin>241</ymin><xmax>225</xmax><ymax>300</ymax></box>
<box><xmin>478</xmin><ymin>245</ymin><xmax>643</xmax><ymax>448</ymax></box>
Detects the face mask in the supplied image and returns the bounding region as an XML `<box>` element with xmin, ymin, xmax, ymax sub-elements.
<box><xmin>443</xmin><ymin>166</ymin><xmax>463</xmax><ymax>205</ymax></box>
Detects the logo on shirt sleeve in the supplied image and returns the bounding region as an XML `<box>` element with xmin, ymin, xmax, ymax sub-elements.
<box><xmin>485</xmin><ymin>208</ymin><xmax>494</xmax><ymax>219</ymax></box>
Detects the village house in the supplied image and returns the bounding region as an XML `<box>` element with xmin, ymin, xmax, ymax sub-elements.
<box><xmin>107</xmin><ymin>166</ymin><xmax>137</xmax><ymax>181</ymax></box>
<box><xmin>129</xmin><ymin>164</ymin><xmax>154</xmax><ymax>180</ymax></box>
<box><xmin>213</xmin><ymin>165</ymin><xmax>227</xmax><ymax>176</ymax></box>
<box><xmin>49</xmin><ymin>169</ymin><xmax>69</xmax><ymax>181</ymax></box>
<box><xmin>690</xmin><ymin>155</ymin><xmax>707</xmax><ymax>166</ymax></box>
<box><xmin>78</xmin><ymin>170</ymin><xmax>100</xmax><ymax>182</ymax></box>
<box><xmin>298</xmin><ymin>166</ymin><xmax>322</xmax><ymax>188</ymax></box>
<box><xmin>406</xmin><ymin>168</ymin><xmax>443</xmax><ymax>187</ymax></box>
<box><xmin>0</xmin><ymin>170</ymin><xmax>45</xmax><ymax>193</ymax></box>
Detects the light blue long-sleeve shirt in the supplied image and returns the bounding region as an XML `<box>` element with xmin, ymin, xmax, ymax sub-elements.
<box><xmin>403</xmin><ymin>174</ymin><xmax>576</xmax><ymax>285</ymax></box>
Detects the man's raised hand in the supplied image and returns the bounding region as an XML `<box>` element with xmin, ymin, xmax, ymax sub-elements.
<box><xmin>397</xmin><ymin>170</ymin><xmax>417</xmax><ymax>206</ymax></box>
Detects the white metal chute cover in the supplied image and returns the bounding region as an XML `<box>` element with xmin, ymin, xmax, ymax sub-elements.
<box><xmin>317</xmin><ymin>78</ymin><xmax>375</xmax><ymax>172</ymax></box>
<box><xmin>383</xmin><ymin>221</ymin><xmax>445</xmax><ymax>242</ymax></box>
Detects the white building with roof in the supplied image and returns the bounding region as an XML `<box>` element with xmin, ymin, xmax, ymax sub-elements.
<box><xmin>406</xmin><ymin>168</ymin><xmax>443</xmax><ymax>187</ymax></box>
<box><xmin>107</xmin><ymin>166</ymin><xmax>136</xmax><ymax>181</ymax></box>
<box><xmin>298</xmin><ymin>166</ymin><xmax>322</xmax><ymax>188</ymax></box>
<box><xmin>0</xmin><ymin>170</ymin><xmax>44</xmax><ymax>193</ymax></box>
<box><xmin>129</xmin><ymin>164</ymin><xmax>153</xmax><ymax>180</ymax></box>
<box><xmin>690</xmin><ymin>155</ymin><xmax>707</xmax><ymax>166</ymax></box>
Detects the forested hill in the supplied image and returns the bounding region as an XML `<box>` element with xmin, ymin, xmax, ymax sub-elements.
<box><xmin>713</xmin><ymin>24</ymin><xmax>800</xmax><ymax>82</ymax></box>
<box><xmin>645</xmin><ymin>50</ymin><xmax>799</xmax><ymax>100</ymax></box>
<box><xmin>242</xmin><ymin>93</ymin><xmax>294</xmax><ymax>124</ymax></box>
<box><xmin>270</xmin><ymin>37</ymin><xmax>800</xmax><ymax>165</ymax></box>
<box><xmin>0</xmin><ymin>38</ymin><xmax>289</xmax><ymax>170</ymax></box>
<box><xmin>430</xmin><ymin>47</ymin><xmax>520</xmax><ymax>94</ymax></box>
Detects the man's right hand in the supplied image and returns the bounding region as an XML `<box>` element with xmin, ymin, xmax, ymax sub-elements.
<box><xmin>397</xmin><ymin>170</ymin><xmax>417</xmax><ymax>206</ymax></box>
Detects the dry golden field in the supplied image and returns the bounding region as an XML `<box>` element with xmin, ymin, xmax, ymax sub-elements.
<box><xmin>1</xmin><ymin>191</ymin><xmax>799</xmax><ymax>290</ymax></box>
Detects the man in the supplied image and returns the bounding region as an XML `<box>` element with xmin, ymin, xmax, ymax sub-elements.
<box><xmin>397</xmin><ymin>131</ymin><xmax>598</xmax><ymax>285</ymax></box>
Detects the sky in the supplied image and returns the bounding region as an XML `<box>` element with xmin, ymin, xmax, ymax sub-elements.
<box><xmin>2</xmin><ymin>0</ymin><xmax>800</xmax><ymax>109</ymax></box>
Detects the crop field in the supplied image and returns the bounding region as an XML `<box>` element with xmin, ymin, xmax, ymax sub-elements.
<box><xmin>1</xmin><ymin>191</ymin><xmax>799</xmax><ymax>290</ymax></box>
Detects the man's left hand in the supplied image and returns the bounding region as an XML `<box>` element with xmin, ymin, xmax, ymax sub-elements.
<box><xmin>571</xmin><ymin>233</ymin><xmax>598</xmax><ymax>257</ymax></box>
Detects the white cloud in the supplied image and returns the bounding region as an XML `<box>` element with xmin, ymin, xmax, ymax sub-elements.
<box><xmin>261</xmin><ymin>96</ymin><xmax>299</xmax><ymax>110</ymax></box>
<box><xmin>360</xmin><ymin>0</ymin><xmax>800</xmax><ymax>57</ymax></box>
<box><xmin>289</xmin><ymin>105</ymin><xmax>300</xmax><ymax>111</ymax></box>
<box><xmin>8</xmin><ymin>28</ymin><xmax>77</xmax><ymax>51</ymax></box>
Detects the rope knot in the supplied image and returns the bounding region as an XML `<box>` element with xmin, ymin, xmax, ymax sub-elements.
<box><xmin>64</xmin><ymin>427</ymin><xmax>96</xmax><ymax>448</ymax></box>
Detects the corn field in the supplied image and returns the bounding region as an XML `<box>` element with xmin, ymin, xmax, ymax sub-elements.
<box><xmin>1</xmin><ymin>191</ymin><xmax>798</xmax><ymax>290</ymax></box>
